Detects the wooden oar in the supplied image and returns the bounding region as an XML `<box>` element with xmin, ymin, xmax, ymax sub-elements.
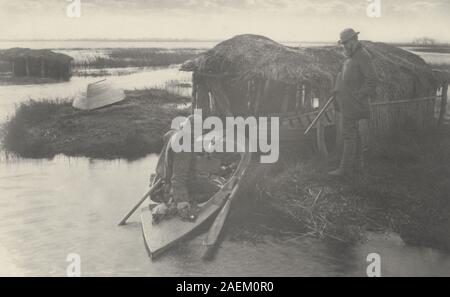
<box><xmin>118</xmin><ymin>179</ymin><xmax>162</xmax><ymax>226</ymax></box>
<box><xmin>202</xmin><ymin>175</ymin><xmax>242</xmax><ymax>259</ymax></box>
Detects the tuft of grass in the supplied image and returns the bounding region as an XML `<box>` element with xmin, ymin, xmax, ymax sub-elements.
<box><xmin>13</xmin><ymin>99</ymin><xmax>70</xmax><ymax>124</ymax></box>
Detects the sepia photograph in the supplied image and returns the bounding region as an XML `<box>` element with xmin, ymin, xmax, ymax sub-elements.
<box><xmin>0</xmin><ymin>0</ymin><xmax>450</xmax><ymax>281</ymax></box>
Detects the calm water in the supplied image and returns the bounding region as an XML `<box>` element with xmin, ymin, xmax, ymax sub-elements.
<box><xmin>1</xmin><ymin>154</ymin><xmax>450</xmax><ymax>277</ymax></box>
<box><xmin>0</xmin><ymin>66</ymin><xmax>192</xmax><ymax>121</ymax></box>
<box><xmin>405</xmin><ymin>48</ymin><xmax>450</xmax><ymax>65</ymax></box>
<box><xmin>1</xmin><ymin>42</ymin><xmax>450</xmax><ymax>276</ymax></box>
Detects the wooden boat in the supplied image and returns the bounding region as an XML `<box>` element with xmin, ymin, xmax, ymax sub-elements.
<box><xmin>73</xmin><ymin>79</ymin><xmax>125</xmax><ymax>110</ymax></box>
<box><xmin>141</xmin><ymin>137</ymin><xmax>252</xmax><ymax>259</ymax></box>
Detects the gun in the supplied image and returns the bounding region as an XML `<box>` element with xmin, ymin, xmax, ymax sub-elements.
<box><xmin>304</xmin><ymin>95</ymin><xmax>336</xmax><ymax>135</ymax></box>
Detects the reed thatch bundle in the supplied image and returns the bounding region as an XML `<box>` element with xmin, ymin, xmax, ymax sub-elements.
<box><xmin>361</xmin><ymin>41</ymin><xmax>437</xmax><ymax>100</ymax></box>
<box><xmin>182</xmin><ymin>34</ymin><xmax>439</xmax><ymax>114</ymax></box>
<box><xmin>183</xmin><ymin>35</ymin><xmax>337</xmax><ymax>93</ymax></box>
<box><xmin>0</xmin><ymin>48</ymin><xmax>73</xmax><ymax>63</ymax></box>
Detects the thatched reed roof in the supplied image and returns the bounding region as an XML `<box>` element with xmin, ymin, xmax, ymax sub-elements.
<box><xmin>0</xmin><ymin>48</ymin><xmax>73</xmax><ymax>63</ymax></box>
<box><xmin>182</xmin><ymin>34</ymin><xmax>439</xmax><ymax>101</ymax></box>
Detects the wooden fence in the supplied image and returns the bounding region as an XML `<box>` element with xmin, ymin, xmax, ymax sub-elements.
<box><xmin>370</xmin><ymin>81</ymin><xmax>448</xmax><ymax>135</ymax></box>
<box><xmin>322</xmin><ymin>80</ymin><xmax>448</xmax><ymax>156</ymax></box>
<box><xmin>191</xmin><ymin>71</ymin><xmax>449</xmax><ymax>157</ymax></box>
<box><xmin>370</xmin><ymin>96</ymin><xmax>437</xmax><ymax>135</ymax></box>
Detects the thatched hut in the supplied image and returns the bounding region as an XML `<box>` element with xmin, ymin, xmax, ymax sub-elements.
<box><xmin>182</xmin><ymin>34</ymin><xmax>439</xmax><ymax>116</ymax></box>
<box><xmin>0</xmin><ymin>48</ymin><xmax>73</xmax><ymax>81</ymax></box>
<box><xmin>181</xmin><ymin>34</ymin><xmax>448</xmax><ymax>155</ymax></box>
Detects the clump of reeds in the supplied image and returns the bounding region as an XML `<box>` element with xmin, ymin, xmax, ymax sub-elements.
<box><xmin>3</xmin><ymin>99</ymin><xmax>70</xmax><ymax>157</ymax></box>
<box><xmin>73</xmin><ymin>48</ymin><xmax>200</xmax><ymax>70</ymax></box>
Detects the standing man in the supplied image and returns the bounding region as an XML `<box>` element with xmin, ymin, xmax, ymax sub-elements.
<box><xmin>329</xmin><ymin>28</ymin><xmax>378</xmax><ymax>178</ymax></box>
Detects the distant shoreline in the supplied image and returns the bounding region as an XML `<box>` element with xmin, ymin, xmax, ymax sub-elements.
<box><xmin>1</xmin><ymin>38</ymin><xmax>449</xmax><ymax>45</ymax></box>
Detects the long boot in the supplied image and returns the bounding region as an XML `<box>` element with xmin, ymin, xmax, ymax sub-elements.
<box><xmin>328</xmin><ymin>140</ymin><xmax>356</xmax><ymax>177</ymax></box>
<box><xmin>354</xmin><ymin>151</ymin><xmax>367</xmax><ymax>175</ymax></box>
<box><xmin>354</xmin><ymin>119</ymin><xmax>370</xmax><ymax>179</ymax></box>
<box><xmin>353</xmin><ymin>149</ymin><xmax>367</xmax><ymax>181</ymax></box>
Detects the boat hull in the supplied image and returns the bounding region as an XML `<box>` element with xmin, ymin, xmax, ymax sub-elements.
<box><xmin>140</xmin><ymin>134</ymin><xmax>253</xmax><ymax>259</ymax></box>
<box><xmin>141</xmin><ymin>177</ymin><xmax>237</xmax><ymax>259</ymax></box>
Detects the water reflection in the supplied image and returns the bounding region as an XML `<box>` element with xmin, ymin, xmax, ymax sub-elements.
<box><xmin>0</xmin><ymin>66</ymin><xmax>192</xmax><ymax>121</ymax></box>
<box><xmin>408</xmin><ymin>50</ymin><xmax>450</xmax><ymax>65</ymax></box>
<box><xmin>1</xmin><ymin>154</ymin><xmax>450</xmax><ymax>276</ymax></box>
<box><xmin>0</xmin><ymin>154</ymin><xmax>159</xmax><ymax>276</ymax></box>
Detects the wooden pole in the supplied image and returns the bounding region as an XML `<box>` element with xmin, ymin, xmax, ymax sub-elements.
<box><xmin>208</xmin><ymin>80</ymin><xmax>233</xmax><ymax>116</ymax></box>
<box><xmin>247</xmin><ymin>79</ymin><xmax>256</xmax><ymax>113</ymax></box>
<box><xmin>258</xmin><ymin>79</ymin><xmax>272</xmax><ymax>114</ymax></box>
<box><xmin>295</xmin><ymin>82</ymin><xmax>302</xmax><ymax>111</ymax></box>
<box><xmin>246</xmin><ymin>80</ymin><xmax>252</xmax><ymax>113</ymax></box>
<box><xmin>191</xmin><ymin>73</ymin><xmax>198</xmax><ymax>113</ymax></box>
<box><xmin>25</xmin><ymin>58</ymin><xmax>30</xmax><ymax>77</ymax></box>
<box><xmin>209</xmin><ymin>92</ymin><xmax>216</xmax><ymax>115</ymax></box>
<box><xmin>316</xmin><ymin>92</ymin><xmax>328</xmax><ymax>156</ymax></box>
<box><xmin>438</xmin><ymin>81</ymin><xmax>448</xmax><ymax>126</ymax></box>
<box><xmin>281</xmin><ymin>85</ymin><xmax>292</xmax><ymax>113</ymax></box>
<box><xmin>335</xmin><ymin>110</ymin><xmax>343</xmax><ymax>150</ymax></box>
<box><xmin>254</xmin><ymin>79</ymin><xmax>264</xmax><ymax>115</ymax></box>
<box><xmin>40</xmin><ymin>59</ymin><xmax>45</xmax><ymax>77</ymax></box>
<box><xmin>196</xmin><ymin>83</ymin><xmax>210</xmax><ymax>115</ymax></box>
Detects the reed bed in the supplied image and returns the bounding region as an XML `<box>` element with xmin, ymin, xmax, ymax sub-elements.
<box><xmin>72</xmin><ymin>48</ymin><xmax>200</xmax><ymax>70</ymax></box>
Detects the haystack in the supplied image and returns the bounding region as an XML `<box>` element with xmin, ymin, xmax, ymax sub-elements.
<box><xmin>0</xmin><ymin>48</ymin><xmax>73</xmax><ymax>80</ymax></box>
<box><xmin>182</xmin><ymin>34</ymin><xmax>438</xmax><ymax>116</ymax></box>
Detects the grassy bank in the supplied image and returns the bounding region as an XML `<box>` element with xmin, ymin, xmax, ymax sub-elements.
<box><xmin>257</xmin><ymin>125</ymin><xmax>450</xmax><ymax>251</ymax></box>
<box><xmin>2</xmin><ymin>89</ymin><xmax>190</xmax><ymax>159</ymax></box>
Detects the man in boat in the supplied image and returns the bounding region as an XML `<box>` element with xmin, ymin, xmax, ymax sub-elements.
<box><xmin>150</xmin><ymin>116</ymin><xmax>225</xmax><ymax>223</ymax></box>
<box><xmin>329</xmin><ymin>28</ymin><xmax>378</xmax><ymax>178</ymax></box>
<box><xmin>150</xmin><ymin>115</ymin><xmax>198</xmax><ymax>223</ymax></box>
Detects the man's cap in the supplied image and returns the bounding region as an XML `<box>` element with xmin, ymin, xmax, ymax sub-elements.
<box><xmin>338</xmin><ymin>28</ymin><xmax>360</xmax><ymax>44</ymax></box>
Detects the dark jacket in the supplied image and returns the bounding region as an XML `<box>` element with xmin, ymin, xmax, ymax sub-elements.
<box><xmin>334</xmin><ymin>43</ymin><xmax>378</xmax><ymax>119</ymax></box>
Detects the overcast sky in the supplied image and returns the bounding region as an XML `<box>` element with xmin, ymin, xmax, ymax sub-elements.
<box><xmin>0</xmin><ymin>0</ymin><xmax>449</xmax><ymax>42</ymax></box>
